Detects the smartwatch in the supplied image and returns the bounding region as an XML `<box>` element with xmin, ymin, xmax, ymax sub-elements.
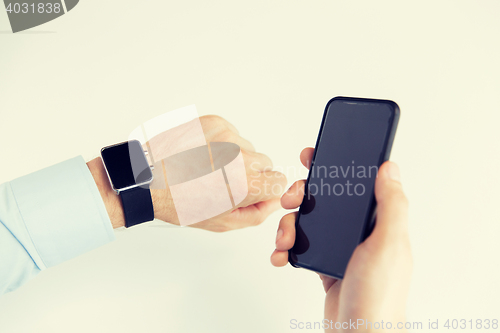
<box><xmin>101</xmin><ymin>140</ymin><xmax>154</xmax><ymax>228</ymax></box>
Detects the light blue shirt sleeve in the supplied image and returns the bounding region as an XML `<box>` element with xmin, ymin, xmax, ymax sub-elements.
<box><xmin>0</xmin><ymin>156</ymin><xmax>115</xmax><ymax>295</ymax></box>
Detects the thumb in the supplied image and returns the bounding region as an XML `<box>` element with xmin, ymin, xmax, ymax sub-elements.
<box><xmin>372</xmin><ymin>161</ymin><xmax>409</xmax><ymax>239</ymax></box>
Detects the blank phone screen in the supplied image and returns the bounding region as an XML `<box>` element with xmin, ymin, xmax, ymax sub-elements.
<box><xmin>291</xmin><ymin>98</ymin><xmax>397</xmax><ymax>278</ymax></box>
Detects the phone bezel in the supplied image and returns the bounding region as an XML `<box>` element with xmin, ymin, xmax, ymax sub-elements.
<box><xmin>288</xmin><ymin>96</ymin><xmax>400</xmax><ymax>279</ymax></box>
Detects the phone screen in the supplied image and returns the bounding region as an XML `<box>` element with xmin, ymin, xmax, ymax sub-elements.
<box><xmin>290</xmin><ymin>98</ymin><xmax>398</xmax><ymax>278</ymax></box>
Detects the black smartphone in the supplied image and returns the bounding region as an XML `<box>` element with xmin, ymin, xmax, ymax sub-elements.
<box><xmin>289</xmin><ymin>96</ymin><xmax>400</xmax><ymax>279</ymax></box>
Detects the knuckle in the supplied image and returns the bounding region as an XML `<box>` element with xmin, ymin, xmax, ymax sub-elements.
<box><xmin>396</xmin><ymin>191</ymin><xmax>409</xmax><ymax>208</ymax></box>
<box><xmin>253</xmin><ymin>216</ymin><xmax>264</xmax><ymax>226</ymax></box>
<box><xmin>278</xmin><ymin>215</ymin><xmax>289</xmax><ymax>228</ymax></box>
<box><xmin>382</xmin><ymin>187</ymin><xmax>409</xmax><ymax>207</ymax></box>
<box><xmin>216</xmin><ymin>224</ymin><xmax>232</xmax><ymax>233</ymax></box>
<box><xmin>283</xmin><ymin>212</ymin><xmax>296</xmax><ymax>225</ymax></box>
<box><xmin>203</xmin><ymin>114</ymin><xmax>224</xmax><ymax>124</ymax></box>
<box><xmin>215</xmin><ymin>130</ymin><xmax>236</xmax><ymax>142</ymax></box>
<box><xmin>401</xmin><ymin>195</ymin><xmax>409</xmax><ymax>208</ymax></box>
<box><xmin>260</xmin><ymin>158</ymin><xmax>273</xmax><ymax>171</ymax></box>
<box><xmin>276</xmin><ymin>172</ymin><xmax>288</xmax><ymax>184</ymax></box>
<box><xmin>201</xmin><ymin>115</ymin><xmax>229</xmax><ymax>132</ymax></box>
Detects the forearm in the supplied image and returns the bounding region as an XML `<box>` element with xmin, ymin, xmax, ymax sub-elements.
<box><xmin>1</xmin><ymin>156</ymin><xmax>116</xmax><ymax>295</ymax></box>
<box><xmin>86</xmin><ymin>157</ymin><xmax>125</xmax><ymax>229</ymax></box>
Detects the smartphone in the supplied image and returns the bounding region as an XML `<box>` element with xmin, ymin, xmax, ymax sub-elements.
<box><xmin>289</xmin><ymin>96</ymin><xmax>400</xmax><ymax>279</ymax></box>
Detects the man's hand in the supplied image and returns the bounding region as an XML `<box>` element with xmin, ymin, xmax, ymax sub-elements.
<box><xmin>88</xmin><ymin>115</ymin><xmax>287</xmax><ymax>232</ymax></box>
<box><xmin>271</xmin><ymin>148</ymin><xmax>412</xmax><ymax>332</ymax></box>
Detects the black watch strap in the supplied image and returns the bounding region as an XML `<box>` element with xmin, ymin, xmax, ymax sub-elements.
<box><xmin>119</xmin><ymin>186</ymin><xmax>154</xmax><ymax>228</ymax></box>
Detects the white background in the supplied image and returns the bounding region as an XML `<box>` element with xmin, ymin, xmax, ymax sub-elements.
<box><xmin>1</xmin><ymin>1</ymin><xmax>499</xmax><ymax>332</ymax></box>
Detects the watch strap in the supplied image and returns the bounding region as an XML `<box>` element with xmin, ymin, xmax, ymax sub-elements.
<box><xmin>119</xmin><ymin>186</ymin><xmax>154</xmax><ymax>228</ymax></box>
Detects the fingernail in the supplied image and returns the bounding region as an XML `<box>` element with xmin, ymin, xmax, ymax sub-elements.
<box><xmin>386</xmin><ymin>162</ymin><xmax>401</xmax><ymax>182</ymax></box>
<box><xmin>276</xmin><ymin>229</ymin><xmax>284</xmax><ymax>243</ymax></box>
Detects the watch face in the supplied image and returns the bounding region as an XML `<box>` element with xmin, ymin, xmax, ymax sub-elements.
<box><xmin>101</xmin><ymin>140</ymin><xmax>153</xmax><ymax>191</ymax></box>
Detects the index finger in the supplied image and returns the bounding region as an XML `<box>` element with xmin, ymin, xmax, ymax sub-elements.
<box><xmin>300</xmin><ymin>147</ymin><xmax>315</xmax><ymax>169</ymax></box>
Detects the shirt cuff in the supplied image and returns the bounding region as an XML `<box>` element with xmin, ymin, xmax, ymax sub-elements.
<box><xmin>9</xmin><ymin>156</ymin><xmax>115</xmax><ymax>270</ymax></box>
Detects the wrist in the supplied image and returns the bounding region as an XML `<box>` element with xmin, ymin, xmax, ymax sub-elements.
<box><xmin>150</xmin><ymin>182</ymin><xmax>177</xmax><ymax>224</ymax></box>
<box><xmin>87</xmin><ymin>157</ymin><xmax>125</xmax><ymax>228</ymax></box>
<box><xmin>87</xmin><ymin>157</ymin><xmax>175</xmax><ymax>228</ymax></box>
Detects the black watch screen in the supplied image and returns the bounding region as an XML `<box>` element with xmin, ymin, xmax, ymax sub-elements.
<box><xmin>101</xmin><ymin>140</ymin><xmax>153</xmax><ymax>191</ymax></box>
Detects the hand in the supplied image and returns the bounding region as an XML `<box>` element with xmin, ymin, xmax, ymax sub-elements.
<box><xmin>271</xmin><ymin>148</ymin><xmax>412</xmax><ymax>332</ymax></box>
<box><xmin>151</xmin><ymin>115</ymin><xmax>287</xmax><ymax>231</ymax></box>
<box><xmin>89</xmin><ymin>115</ymin><xmax>287</xmax><ymax>232</ymax></box>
